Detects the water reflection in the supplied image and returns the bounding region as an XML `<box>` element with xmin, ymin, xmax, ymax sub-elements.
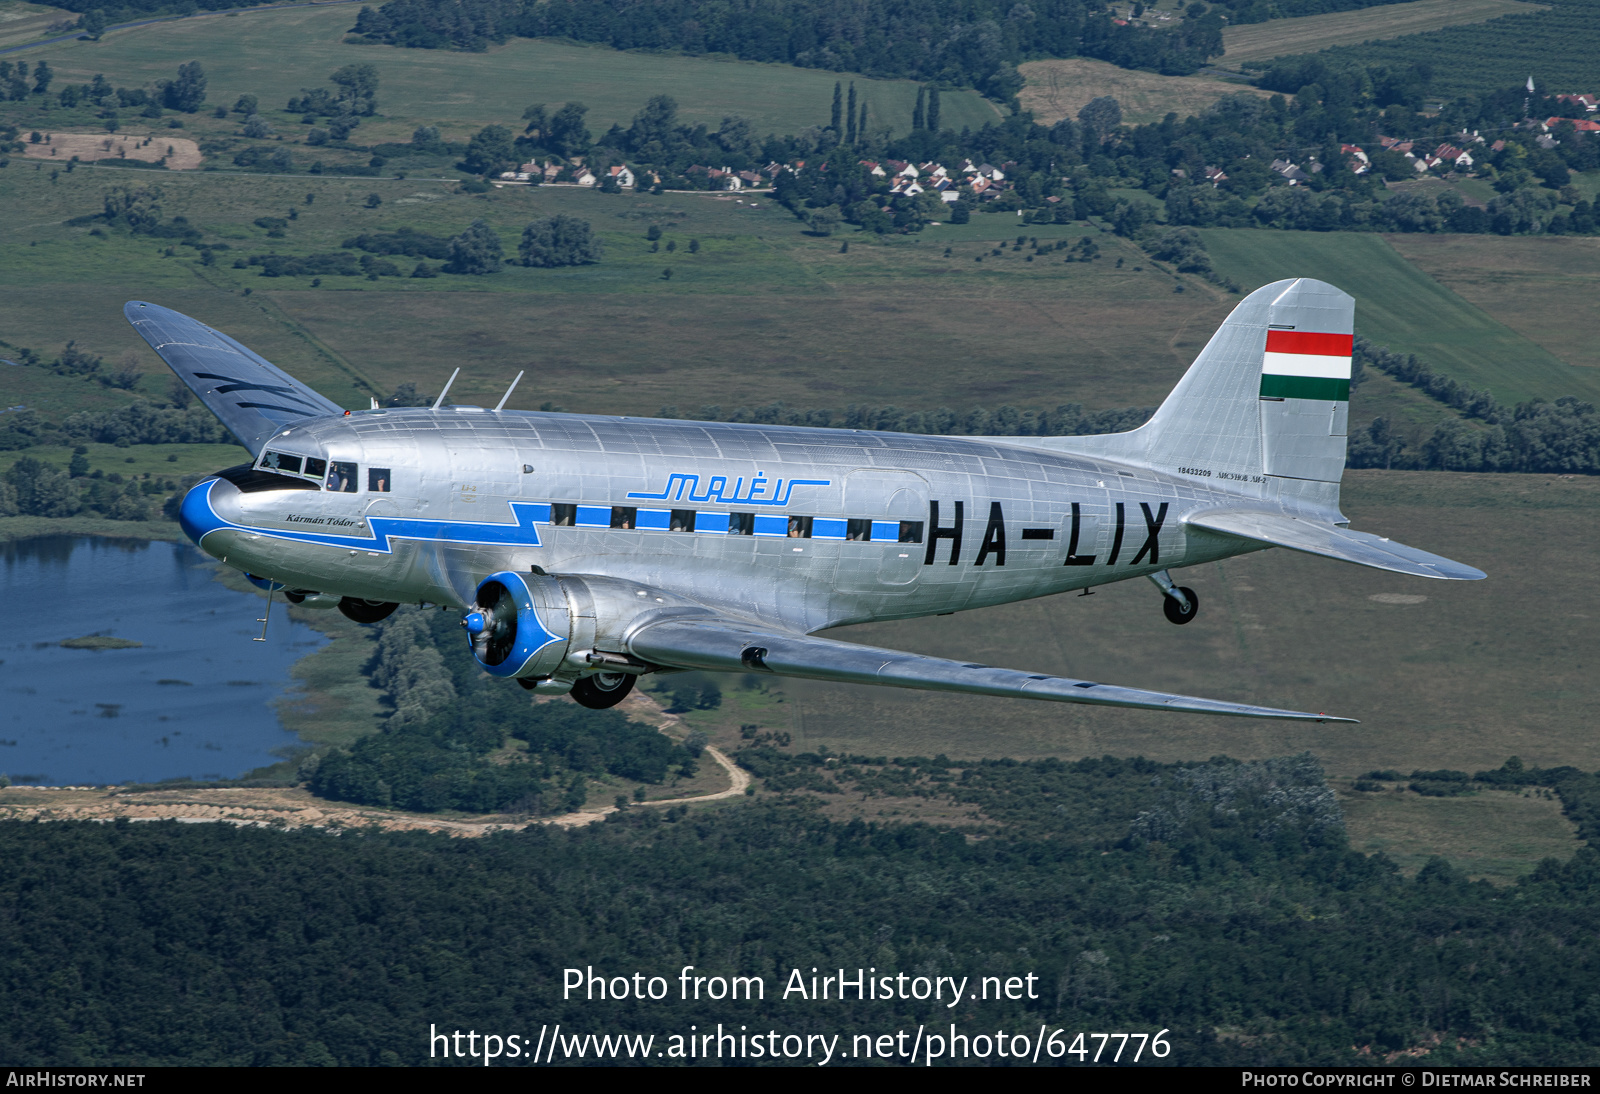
<box><xmin>0</xmin><ymin>536</ymin><xmax>327</xmax><ymax>785</ymax></box>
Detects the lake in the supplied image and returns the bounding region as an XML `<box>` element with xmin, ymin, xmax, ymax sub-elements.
<box><xmin>0</xmin><ymin>535</ymin><xmax>327</xmax><ymax>785</ymax></box>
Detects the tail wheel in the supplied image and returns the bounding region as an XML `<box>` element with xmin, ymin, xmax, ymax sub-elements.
<box><xmin>570</xmin><ymin>672</ymin><xmax>635</xmax><ymax>709</ymax></box>
<box><xmin>1162</xmin><ymin>587</ymin><xmax>1199</xmax><ymax>625</ymax></box>
<box><xmin>338</xmin><ymin>597</ymin><xmax>399</xmax><ymax>624</ymax></box>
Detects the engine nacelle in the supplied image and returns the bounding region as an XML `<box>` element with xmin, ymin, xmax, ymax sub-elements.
<box><xmin>463</xmin><ymin>571</ymin><xmax>572</xmax><ymax>679</ymax></box>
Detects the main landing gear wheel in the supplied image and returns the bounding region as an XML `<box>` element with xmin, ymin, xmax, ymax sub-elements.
<box><xmin>570</xmin><ymin>672</ymin><xmax>635</xmax><ymax>709</ymax></box>
<box><xmin>337</xmin><ymin>597</ymin><xmax>399</xmax><ymax>624</ymax></box>
<box><xmin>1162</xmin><ymin>587</ymin><xmax>1199</xmax><ymax>625</ymax></box>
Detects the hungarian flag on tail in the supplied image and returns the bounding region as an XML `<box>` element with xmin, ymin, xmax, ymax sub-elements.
<box><xmin>1260</xmin><ymin>330</ymin><xmax>1353</xmax><ymax>402</ymax></box>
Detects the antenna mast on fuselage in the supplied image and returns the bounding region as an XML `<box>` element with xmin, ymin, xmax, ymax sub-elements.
<box><xmin>432</xmin><ymin>368</ymin><xmax>460</xmax><ymax>410</ymax></box>
<box><xmin>494</xmin><ymin>371</ymin><xmax>525</xmax><ymax>412</ymax></box>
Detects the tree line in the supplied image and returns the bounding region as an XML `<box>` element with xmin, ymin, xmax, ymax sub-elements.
<box><xmin>5</xmin><ymin>747</ymin><xmax>1600</xmax><ymax>1063</ymax></box>
<box><xmin>1348</xmin><ymin>340</ymin><xmax>1600</xmax><ymax>474</ymax></box>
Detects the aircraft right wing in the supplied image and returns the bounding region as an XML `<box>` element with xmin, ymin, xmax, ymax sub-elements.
<box><xmin>1185</xmin><ymin>507</ymin><xmax>1485</xmax><ymax>581</ymax></box>
<box><xmin>124</xmin><ymin>301</ymin><xmax>346</xmax><ymax>452</ymax></box>
<box><xmin>626</xmin><ymin>615</ymin><xmax>1355</xmax><ymax>722</ymax></box>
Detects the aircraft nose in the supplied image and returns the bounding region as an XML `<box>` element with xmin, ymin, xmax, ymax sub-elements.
<box><xmin>177</xmin><ymin>476</ymin><xmax>230</xmax><ymax>547</ymax></box>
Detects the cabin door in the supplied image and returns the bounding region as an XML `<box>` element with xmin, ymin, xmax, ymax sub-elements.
<box><xmin>843</xmin><ymin>469</ymin><xmax>928</xmax><ymax>586</ymax></box>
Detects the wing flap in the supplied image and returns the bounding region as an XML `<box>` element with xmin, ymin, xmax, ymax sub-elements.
<box><xmin>124</xmin><ymin>301</ymin><xmax>345</xmax><ymax>452</ymax></box>
<box><xmin>627</xmin><ymin>616</ymin><xmax>1354</xmax><ymax>722</ymax></box>
<box><xmin>1185</xmin><ymin>508</ymin><xmax>1484</xmax><ymax>581</ymax></box>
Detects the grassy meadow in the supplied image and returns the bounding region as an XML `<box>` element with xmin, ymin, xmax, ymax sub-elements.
<box><xmin>780</xmin><ymin>470</ymin><xmax>1600</xmax><ymax>779</ymax></box>
<box><xmin>1200</xmin><ymin>228</ymin><xmax>1600</xmax><ymax>405</ymax></box>
<box><xmin>25</xmin><ymin>4</ymin><xmax>998</xmax><ymax>144</ymax></box>
<box><xmin>1016</xmin><ymin>57</ymin><xmax>1269</xmax><ymax>127</ymax></box>
<box><xmin>1219</xmin><ymin>0</ymin><xmax>1547</xmax><ymax>65</ymax></box>
<box><xmin>0</xmin><ymin>166</ymin><xmax>1259</xmax><ymax>416</ymax></box>
<box><xmin>1385</xmin><ymin>233</ymin><xmax>1600</xmax><ymax>377</ymax></box>
<box><xmin>1336</xmin><ymin>781</ymin><xmax>1578</xmax><ymax>883</ymax></box>
<box><xmin>0</xmin><ymin>0</ymin><xmax>72</xmax><ymax>50</ymax></box>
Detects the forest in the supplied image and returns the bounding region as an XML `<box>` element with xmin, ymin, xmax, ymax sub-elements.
<box><xmin>305</xmin><ymin>610</ymin><xmax>700</xmax><ymax>814</ymax></box>
<box><xmin>4</xmin><ymin>752</ymin><xmax>1600</xmax><ymax>1063</ymax></box>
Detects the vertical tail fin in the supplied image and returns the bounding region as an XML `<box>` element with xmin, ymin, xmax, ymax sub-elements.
<box><xmin>1035</xmin><ymin>278</ymin><xmax>1354</xmax><ymax>509</ymax></box>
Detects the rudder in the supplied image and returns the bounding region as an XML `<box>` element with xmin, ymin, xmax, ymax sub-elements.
<box><xmin>1032</xmin><ymin>278</ymin><xmax>1354</xmax><ymax>508</ymax></box>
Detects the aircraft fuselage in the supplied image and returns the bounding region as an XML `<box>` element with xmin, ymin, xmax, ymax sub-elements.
<box><xmin>184</xmin><ymin>407</ymin><xmax>1269</xmax><ymax>631</ymax></box>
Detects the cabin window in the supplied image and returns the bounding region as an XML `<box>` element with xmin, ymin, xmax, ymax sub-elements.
<box><xmin>367</xmin><ymin>468</ymin><xmax>391</xmax><ymax>493</ymax></box>
<box><xmin>551</xmin><ymin>504</ymin><xmax>576</xmax><ymax>527</ymax></box>
<box><xmin>787</xmin><ymin>516</ymin><xmax>813</xmax><ymax>538</ymax></box>
<box><xmin>326</xmin><ymin>461</ymin><xmax>358</xmax><ymax>493</ymax></box>
<box><xmin>729</xmin><ymin>513</ymin><xmax>755</xmax><ymax>536</ymax></box>
<box><xmin>610</xmin><ymin>506</ymin><xmax>637</xmax><ymax>529</ymax></box>
<box><xmin>260</xmin><ymin>451</ymin><xmax>303</xmax><ymax>475</ymax></box>
<box><xmin>670</xmin><ymin>509</ymin><xmax>697</xmax><ymax>532</ymax></box>
<box><xmin>899</xmin><ymin>520</ymin><xmax>925</xmax><ymax>544</ymax></box>
<box><xmin>304</xmin><ymin>457</ymin><xmax>327</xmax><ymax>480</ymax></box>
<box><xmin>846</xmin><ymin>518</ymin><xmax>872</xmax><ymax>541</ymax></box>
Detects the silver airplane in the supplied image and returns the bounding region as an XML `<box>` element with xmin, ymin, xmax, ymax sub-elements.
<box><xmin>125</xmin><ymin>277</ymin><xmax>1482</xmax><ymax>722</ymax></box>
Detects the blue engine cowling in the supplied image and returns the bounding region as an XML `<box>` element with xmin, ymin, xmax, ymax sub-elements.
<box><xmin>463</xmin><ymin>571</ymin><xmax>571</xmax><ymax>678</ymax></box>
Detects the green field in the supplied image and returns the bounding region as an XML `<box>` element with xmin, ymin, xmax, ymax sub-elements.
<box><xmin>1386</xmin><ymin>233</ymin><xmax>1600</xmax><ymax>377</ymax></box>
<box><xmin>1200</xmin><ymin>228</ymin><xmax>1600</xmax><ymax>406</ymax></box>
<box><xmin>0</xmin><ymin>167</ymin><xmax>1255</xmax><ymax>417</ymax></box>
<box><xmin>775</xmin><ymin>470</ymin><xmax>1600</xmax><ymax>780</ymax></box>
<box><xmin>1220</xmin><ymin>0</ymin><xmax>1546</xmax><ymax>64</ymax></box>
<box><xmin>1338</xmin><ymin>782</ymin><xmax>1578</xmax><ymax>883</ymax></box>
<box><xmin>25</xmin><ymin>4</ymin><xmax>998</xmax><ymax>145</ymax></box>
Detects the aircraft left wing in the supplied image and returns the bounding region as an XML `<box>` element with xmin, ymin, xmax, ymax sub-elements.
<box><xmin>124</xmin><ymin>301</ymin><xmax>345</xmax><ymax>452</ymax></box>
<box><xmin>627</xmin><ymin>616</ymin><xmax>1355</xmax><ymax>722</ymax></box>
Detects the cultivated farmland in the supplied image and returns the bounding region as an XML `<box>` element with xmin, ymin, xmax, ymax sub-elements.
<box><xmin>1220</xmin><ymin>0</ymin><xmax>1547</xmax><ymax>65</ymax></box>
<box><xmin>1199</xmin><ymin>228</ymin><xmax>1600</xmax><ymax>405</ymax></box>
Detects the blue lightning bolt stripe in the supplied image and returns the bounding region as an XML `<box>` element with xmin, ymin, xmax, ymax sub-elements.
<box><xmin>180</xmin><ymin>479</ymin><xmax>546</xmax><ymax>553</ymax></box>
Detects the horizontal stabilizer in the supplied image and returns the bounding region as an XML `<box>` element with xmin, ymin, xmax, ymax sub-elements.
<box><xmin>1185</xmin><ymin>508</ymin><xmax>1485</xmax><ymax>581</ymax></box>
<box><xmin>124</xmin><ymin>301</ymin><xmax>345</xmax><ymax>452</ymax></box>
<box><xmin>627</xmin><ymin>616</ymin><xmax>1355</xmax><ymax>722</ymax></box>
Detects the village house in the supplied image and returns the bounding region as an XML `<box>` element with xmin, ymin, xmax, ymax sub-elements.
<box><xmin>606</xmin><ymin>164</ymin><xmax>635</xmax><ymax>188</ymax></box>
<box><xmin>1340</xmin><ymin>144</ymin><xmax>1370</xmax><ymax>174</ymax></box>
<box><xmin>1544</xmin><ymin>116</ymin><xmax>1600</xmax><ymax>134</ymax></box>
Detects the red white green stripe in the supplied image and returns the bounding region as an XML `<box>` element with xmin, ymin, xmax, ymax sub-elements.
<box><xmin>1260</xmin><ymin>330</ymin><xmax>1353</xmax><ymax>401</ymax></box>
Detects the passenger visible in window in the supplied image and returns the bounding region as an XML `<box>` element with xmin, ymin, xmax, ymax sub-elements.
<box><xmin>304</xmin><ymin>457</ymin><xmax>327</xmax><ymax>480</ymax></box>
<box><xmin>846</xmin><ymin>518</ymin><xmax>871</xmax><ymax>541</ymax></box>
<box><xmin>899</xmin><ymin>520</ymin><xmax>924</xmax><ymax>544</ymax></box>
<box><xmin>670</xmin><ymin>509</ymin><xmax>697</xmax><ymax>533</ymax></box>
<box><xmin>729</xmin><ymin>513</ymin><xmax>755</xmax><ymax>536</ymax></box>
<box><xmin>367</xmin><ymin>468</ymin><xmax>391</xmax><ymax>493</ymax></box>
<box><xmin>326</xmin><ymin>461</ymin><xmax>357</xmax><ymax>492</ymax></box>
<box><xmin>610</xmin><ymin>506</ymin><xmax>637</xmax><ymax>530</ymax></box>
<box><xmin>788</xmin><ymin>516</ymin><xmax>813</xmax><ymax>538</ymax></box>
<box><xmin>551</xmin><ymin>503</ymin><xmax>576</xmax><ymax>527</ymax></box>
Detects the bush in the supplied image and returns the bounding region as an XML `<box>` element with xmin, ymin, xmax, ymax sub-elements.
<box><xmin>518</xmin><ymin>214</ymin><xmax>601</xmax><ymax>267</ymax></box>
<box><xmin>445</xmin><ymin>219</ymin><xmax>503</xmax><ymax>274</ymax></box>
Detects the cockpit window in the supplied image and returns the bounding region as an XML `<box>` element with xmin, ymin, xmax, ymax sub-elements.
<box><xmin>326</xmin><ymin>461</ymin><xmax>358</xmax><ymax>493</ymax></box>
<box><xmin>259</xmin><ymin>451</ymin><xmax>303</xmax><ymax>474</ymax></box>
<box><xmin>305</xmin><ymin>457</ymin><xmax>327</xmax><ymax>479</ymax></box>
<box><xmin>368</xmin><ymin>468</ymin><xmax>391</xmax><ymax>493</ymax></box>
